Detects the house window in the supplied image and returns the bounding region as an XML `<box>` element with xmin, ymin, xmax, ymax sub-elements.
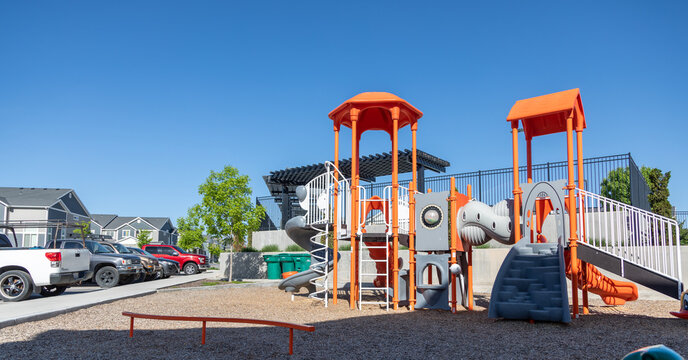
<box><xmin>122</xmin><ymin>230</ymin><xmax>131</xmax><ymax>238</ymax></box>
<box><xmin>23</xmin><ymin>228</ymin><xmax>39</xmax><ymax>247</ymax></box>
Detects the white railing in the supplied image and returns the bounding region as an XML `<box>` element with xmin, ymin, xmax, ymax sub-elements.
<box><xmin>576</xmin><ymin>188</ymin><xmax>682</xmax><ymax>283</ymax></box>
<box><xmin>308</xmin><ymin>224</ymin><xmax>330</xmax><ymax>307</ymax></box>
<box><xmin>382</xmin><ymin>185</ymin><xmax>410</xmax><ymax>235</ymax></box>
<box><xmin>302</xmin><ymin>162</ymin><xmax>349</xmax><ymax>228</ymax></box>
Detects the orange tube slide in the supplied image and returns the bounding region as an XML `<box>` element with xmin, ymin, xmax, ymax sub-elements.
<box><xmin>564</xmin><ymin>250</ymin><xmax>638</xmax><ymax>305</ymax></box>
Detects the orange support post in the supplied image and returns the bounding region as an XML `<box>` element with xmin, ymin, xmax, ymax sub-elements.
<box><xmin>202</xmin><ymin>321</ymin><xmax>206</xmax><ymax>345</ymax></box>
<box><xmin>350</xmin><ymin>108</ymin><xmax>359</xmax><ymax>309</ymax></box>
<box><xmin>449</xmin><ymin>177</ymin><xmax>458</xmax><ymax>313</ymax></box>
<box><xmin>466</xmin><ymin>184</ymin><xmax>473</xmax><ymax>310</ymax></box>
<box><xmin>391</xmin><ymin>106</ymin><xmax>400</xmax><ymax>310</ymax></box>
<box><xmin>566</xmin><ymin>115</ymin><xmax>580</xmax><ymax>318</ymax></box>
<box><xmin>526</xmin><ymin>137</ymin><xmax>533</xmax><ymax>183</ymax></box>
<box><xmin>333</xmin><ymin>127</ymin><xmax>339</xmax><ymax>304</ymax></box>
<box><xmin>576</xmin><ymin>127</ymin><xmax>588</xmax><ymax>314</ymax></box>
<box><xmin>410</xmin><ymin>125</ymin><xmax>418</xmax><ymax>310</ymax></box>
<box><xmin>511</xmin><ymin>121</ymin><xmax>522</xmax><ymax>244</ymax></box>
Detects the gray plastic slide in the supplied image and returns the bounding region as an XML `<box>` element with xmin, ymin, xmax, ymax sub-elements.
<box><xmin>278</xmin><ymin>215</ymin><xmax>339</xmax><ymax>293</ymax></box>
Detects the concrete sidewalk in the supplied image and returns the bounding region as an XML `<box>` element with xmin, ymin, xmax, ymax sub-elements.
<box><xmin>0</xmin><ymin>270</ymin><xmax>218</xmax><ymax>329</ymax></box>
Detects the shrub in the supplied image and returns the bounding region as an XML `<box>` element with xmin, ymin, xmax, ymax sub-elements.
<box><xmin>339</xmin><ymin>244</ymin><xmax>351</xmax><ymax>251</ymax></box>
<box><xmin>240</xmin><ymin>246</ymin><xmax>258</xmax><ymax>252</ymax></box>
<box><xmin>285</xmin><ymin>244</ymin><xmax>303</xmax><ymax>252</ymax></box>
<box><xmin>260</xmin><ymin>244</ymin><xmax>280</xmax><ymax>252</ymax></box>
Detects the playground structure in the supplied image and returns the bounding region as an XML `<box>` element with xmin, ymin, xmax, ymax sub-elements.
<box><xmin>276</xmin><ymin>89</ymin><xmax>684</xmax><ymax>321</ymax></box>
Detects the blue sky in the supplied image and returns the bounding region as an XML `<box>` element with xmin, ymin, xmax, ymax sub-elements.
<box><xmin>1</xmin><ymin>1</ymin><xmax>686</xmax><ymax>222</ymax></box>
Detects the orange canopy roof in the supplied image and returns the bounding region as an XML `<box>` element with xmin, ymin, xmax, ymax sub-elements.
<box><xmin>506</xmin><ymin>88</ymin><xmax>586</xmax><ymax>139</ymax></box>
<box><xmin>329</xmin><ymin>92</ymin><xmax>423</xmax><ymax>136</ymax></box>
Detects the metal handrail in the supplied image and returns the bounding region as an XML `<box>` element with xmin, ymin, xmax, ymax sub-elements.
<box><xmin>576</xmin><ymin>188</ymin><xmax>682</xmax><ymax>284</ymax></box>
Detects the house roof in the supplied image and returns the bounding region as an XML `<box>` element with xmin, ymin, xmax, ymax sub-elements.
<box><xmin>0</xmin><ymin>187</ymin><xmax>73</xmax><ymax>207</ymax></box>
<box><xmin>91</xmin><ymin>214</ymin><xmax>118</xmax><ymax>228</ymax></box>
<box><xmin>92</xmin><ymin>214</ymin><xmax>174</xmax><ymax>231</ymax></box>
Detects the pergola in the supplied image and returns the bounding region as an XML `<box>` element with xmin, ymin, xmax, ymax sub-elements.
<box><xmin>263</xmin><ymin>149</ymin><xmax>450</xmax><ymax>227</ymax></box>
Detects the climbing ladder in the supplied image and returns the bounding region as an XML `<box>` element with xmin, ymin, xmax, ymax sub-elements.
<box><xmin>576</xmin><ymin>188</ymin><xmax>683</xmax><ymax>298</ymax></box>
<box><xmin>358</xmin><ymin>239</ymin><xmax>390</xmax><ymax>310</ymax></box>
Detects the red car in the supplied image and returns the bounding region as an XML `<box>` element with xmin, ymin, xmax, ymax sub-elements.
<box><xmin>142</xmin><ymin>245</ymin><xmax>208</xmax><ymax>275</ymax></box>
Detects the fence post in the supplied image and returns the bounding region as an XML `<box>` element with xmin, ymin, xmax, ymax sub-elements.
<box><xmin>477</xmin><ymin>170</ymin><xmax>482</xmax><ymax>201</ymax></box>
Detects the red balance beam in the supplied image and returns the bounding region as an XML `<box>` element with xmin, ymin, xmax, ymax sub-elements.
<box><xmin>122</xmin><ymin>312</ymin><xmax>315</xmax><ymax>355</ymax></box>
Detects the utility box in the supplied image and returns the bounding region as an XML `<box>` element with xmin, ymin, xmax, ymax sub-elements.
<box><xmin>414</xmin><ymin>191</ymin><xmax>450</xmax><ymax>251</ymax></box>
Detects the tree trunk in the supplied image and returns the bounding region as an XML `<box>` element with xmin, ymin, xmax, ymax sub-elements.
<box><xmin>229</xmin><ymin>249</ymin><xmax>234</xmax><ymax>281</ymax></box>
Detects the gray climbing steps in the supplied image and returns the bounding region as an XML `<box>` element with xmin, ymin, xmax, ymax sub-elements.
<box><xmin>488</xmin><ymin>240</ymin><xmax>571</xmax><ymax>323</ymax></box>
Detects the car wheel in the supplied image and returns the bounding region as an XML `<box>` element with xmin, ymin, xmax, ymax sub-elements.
<box><xmin>183</xmin><ymin>263</ymin><xmax>198</xmax><ymax>275</ymax></box>
<box><xmin>39</xmin><ymin>285</ymin><xmax>68</xmax><ymax>297</ymax></box>
<box><xmin>0</xmin><ymin>270</ymin><xmax>33</xmax><ymax>302</ymax></box>
<box><xmin>155</xmin><ymin>269</ymin><xmax>164</xmax><ymax>280</ymax></box>
<box><xmin>94</xmin><ymin>266</ymin><xmax>119</xmax><ymax>288</ymax></box>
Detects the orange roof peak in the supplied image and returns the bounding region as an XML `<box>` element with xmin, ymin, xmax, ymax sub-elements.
<box><xmin>506</xmin><ymin>88</ymin><xmax>586</xmax><ymax>138</ymax></box>
<box><xmin>329</xmin><ymin>91</ymin><xmax>423</xmax><ymax>135</ymax></box>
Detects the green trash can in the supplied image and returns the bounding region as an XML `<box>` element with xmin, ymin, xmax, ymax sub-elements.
<box><xmin>263</xmin><ymin>255</ymin><xmax>282</xmax><ymax>279</ymax></box>
<box><xmin>292</xmin><ymin>254</ymin><xmax>312</xmax><ymax>272</ymax></box>
<box><xmin>279</xmin><ymin>253</ymin><xmax>295</xmax><ymax>273</ymax></box>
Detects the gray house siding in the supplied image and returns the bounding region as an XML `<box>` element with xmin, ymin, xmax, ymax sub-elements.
<box><xmin>59</xmin><ymin>193</ymin><xmax>88</xmax><ymax>217</ymax></box>
<box><xmin>130</xmin><ymin>221</ymin><xmax>155</xmax><ymax>231</ymax></box>
<box><xmin>119</xmin><ymin>224</ymin><xmax>136</xmax><ymax>239</ymax></box>
<box><xmin>0</xmin><ymin>204</ymin><xmax>5</xmax><ymax>222</ymax></box>
<box><xmin>48</xmin><ymin>208</ymin><xmax>67</xmax><ymax>222</ymax></box>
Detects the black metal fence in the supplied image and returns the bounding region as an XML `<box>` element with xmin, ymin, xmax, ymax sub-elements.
<box><xmin>675</xmin><ymin>210</ymin><xmax>688</xmax><ymax>229</ymax></box>
<box><xmin>257</xmin><ymin>153</ymin><xmax>651</xmax><ymax>231</ymax></box>
<box><xmin>256</xmin><ymin>196</ymin><xmax>305</xmax><ymax>231</ymax></box>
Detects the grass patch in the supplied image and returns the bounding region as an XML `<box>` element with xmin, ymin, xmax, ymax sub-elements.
<box><xmin>201</xmin><ymin>281</ymin><xmax>221</xmax><ymax>286</ymax></box>
<box><xmin>209</xmin><ymin>266</ymin><xmax>219</xmax><ymax>270</ymax></box>
<box><xmin>285</xmin><ymin>244</ymin><xmax>303</xmax><ymax>252</ymax></box>
<box><xmin>400</xmin><ymin>245</ymin><xmax>409</xmax><ymax>250</ymax></box>
<box><xmin>260</xmin><ymin>244</ymin><xmax>280</xmax><ymax>252</ymax></box>
<box><xmin>339</xmin><ymin>244</ymin><xmax>351</xmax><ymax>251</ymax></box>
<box><xmin>473</xmin><ymin>243</ymin><xmax>491</xmax><ymax>249</ymax></box>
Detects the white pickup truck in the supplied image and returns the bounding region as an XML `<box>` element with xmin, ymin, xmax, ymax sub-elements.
<box><xmin>0</xmin><ymin>231</ymin><xmax>92</xmax><ymax>302</ymax></box>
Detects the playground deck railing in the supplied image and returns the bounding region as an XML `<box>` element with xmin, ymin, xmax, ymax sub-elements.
<box><xmin>122</xmin><ymin>312</ymin><xmax>315</xmax><ymax>355</ymax></box>
<box><xmin>576</xmin><ymin>188</ymin><xmax>682</xmax><ymax>286</ymax></box>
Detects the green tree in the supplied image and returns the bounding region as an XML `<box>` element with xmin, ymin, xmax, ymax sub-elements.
<box><xmin>196</xmin><ymin>165</ymin><xmax>265</xmax><ymax>280</ymax></box>
<box><xmin>599</xmin><ymin>166</ymin><xmax>673</xmax><ymax>217</ymax></box>
<box><xmin>177</xmin><ymin>205</ymin><xmax>206</xmax><ymax>251</ymax></box>
<box><xmin>72</xmin><ymin>221</ymin><xmax>91</xmax><ymax>239</ymax></box>
<box><xmin>208</xmin><ymin>243</ymin><xmax>222</xmax><ymax>259</ymax></box>
<box><xmin>197</xmin><ymin>165</ymin><xmax>265</xmax><ymax>250</ymax></box>
<box><xmin>136</xmin><ymin>229</ymin><xmax>152</xmax><ymax>248</ymax></box>
<box><xmin>600</xmin><ymin>168</ymin><xmax>631</xmax><ymax>204</ymax></box>
<box><xmin>641</xmin><ymin>167</ymin><xmax>672</xmax><ymax>218</ymax></box>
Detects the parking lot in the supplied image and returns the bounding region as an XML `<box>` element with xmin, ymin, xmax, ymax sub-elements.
<box><xmin>0</xmin><ymin>270</ymin><xmax>218</xmax><ymax>328</ymax></box>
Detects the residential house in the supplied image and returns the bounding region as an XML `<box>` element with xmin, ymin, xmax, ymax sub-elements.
<box><xmin>0</xmin><ymin>187</ymin><xmax>91</xmax><ymax>247</ymax></box>
<box><xmin>91</xmin><ymin>214</ymin><xmax>178</xmax><ymax>247</ymax></box>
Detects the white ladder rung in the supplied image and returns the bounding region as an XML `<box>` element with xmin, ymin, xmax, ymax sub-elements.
<box><xmin>360</xmin><ymin>273</ymin><xmax>387</xmax><ymax>277</ymax></box>
<box><xmin>362</xmin><ymin>245</ymin><xmax>388</xmax><ymax>249</ymax></box>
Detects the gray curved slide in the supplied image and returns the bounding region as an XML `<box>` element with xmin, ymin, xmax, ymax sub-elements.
<box><xmin>457</xmin><ymin>199</ymin><xmax>515</xmax><ymax>246</ymax></box>
<box><xmin>278</xmin><ymin>215</ymin><xmax>339</xmax><ymax>293</ymax></box>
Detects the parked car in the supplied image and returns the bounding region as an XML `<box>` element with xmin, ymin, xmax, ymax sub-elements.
<box><xmin>129</xmin><ymin>247</ymin><xmax>179</xmax><ymax>278</ymax></box>
<box><xmin>142</xmin><ymin>245</ymin><xmax>208</xmax><ymax>275</ymax></box>
<box><xmin>0</xmin><ymin>227</ymin><xmax>91</xmax><ymax>301</ymax></box>
<box><xmin>99</xmin><ymin>241</ymin><xmax>161</xmax><ymax>282</ymax></box>
<box><xmin>45</xmin><ymin>239</ymin><xmax>143</xmax><ymax>288</ymax></box>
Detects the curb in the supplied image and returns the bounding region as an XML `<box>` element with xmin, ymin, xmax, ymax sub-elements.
<box><xmin>0</xmin><ymin>290</ymin><xmax>156</xmax><ymax>329</ymax></box>
<box><xmin>0</xmin><ymin>273</ymin><xmax>217</xmax><ymax>329</ymax></box>
<box><xmin>158</xmin><ymin>280</ymin><xmax>281</xmax><ymax>293</ymax></box>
